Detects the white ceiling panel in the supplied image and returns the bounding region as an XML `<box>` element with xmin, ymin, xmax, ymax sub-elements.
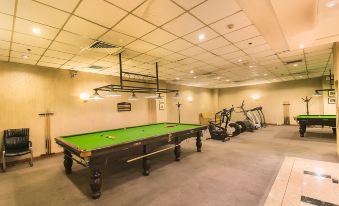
<box><xmin>12</xmin><ymin>32</ymin><xmax>51</xmax><ymax>48</ymax></box>
<box><xmin>75</xmin><ymin>0</ymin><xmax>127</xmax><ymax>28</ymax></box>
<box><xmin>133</xmin><ymin>0</ymin><xmax>184</xmax><ymax>26</ymax></box>
<box><xmin>162</xmin><ymin>13</ymin><xmax>204</xmax><ymax>36</ymax></box>
<box><xmin>224</xmin><ymin>25</ymin><xmax>260</xmax><ymax>43</ymax></box>
<box><xmin>190</xmin><ymin>0</ymin><xmax>241</xmax><ymax>24</ymax></box>
<box><xmin>0</xmin><ymin>49</ymin><xmax>9</xmax><ymax>57</ymax></box>
<box><xmin>235</xmin><ymin>36</ymin><xmax>267</xmax><ymax>50</ymax></box>
<box><xmin>11</xmin><ymin>42</ymin><xmax>46</xmax><ymax>55</ymax></box>
<box><xmin>0</xmin><ymin>40</ymin><xmax>10</xmax><ymax>50</ymax></box>
<box><xmin>40</xmin><ymin>56</ymin><xmax>68</xmax><ymax>64</ymax></box>
<box><xmin>0</xmin><ymin>13</ymin><xmax>13</xmax><ymax>30</ymax></box>
<box><xmin>0</xmin><ymin>0</ymin><xmax>15</xmax><ymax>15</ymax></box>
<box><xmin>10</xmin><ymin>57</ymin><xmax>38</xmax><ymax>65</ymax></box>
<box><xmin>100</xmin><ymin>30</ymin><xmax>136</xmax><ymax>47</ymax></box>
<box><xmin>14</xmin><ymin>18</ymin><xmax>59</xmax><ymax>40</ymax></box>
<box><xmin>210</xmin><ymin>11</ymin><xmax>252</xmax><ymax>35</ymax></box>
<box><xmin>49</xmin><ymin>41</ymin><xmax>82</xmax><ymax>54</ymax></box>
<box><xmin>125</xmin><ymin>40</ymin><xmax>157</xmax><ymax>53</ymax></box>
<box><xmin>0</xmin><ymin>29</ymin><xmax>11</xmax><ymax>41</ymax></box>
<box><xmin>162</xmin><ymin>38</ymin><xmax>193</xmax><ymax>52</ymax></box>
<box><xmin>178</xmin><ymin>45</ymin><xmax>205</xmax><ymax>56</ymax></box>
<box><xmin>63</xmin><ymin>16</ymin><xmax>108</xmax><ymax>39</ymax></box>
<box><xmin>44</xmin><ymin>49</ymin><xmax>74</xmax><ymax>59</ymax></box>
<box><xmin>183</xmin><ymin>27</ymin><xmax>219</xmax><ymax>44</ymax></box>
<box><xmin>55</xmin><ymin>30</ymin><xmax>93</xmax><ymax>48</ymax></box>
<box><xmin>17</xmin><ymin>0</ymin><xmax>69</xmax><ymax>28</ymax></box>
<box><xmin>171</xmin><ymin>0</ymin><xmax>206</xmax><ymax>10</ymax></box>
<box><xmin>105</xmin><ymin>0</ymin><xmax>145</xmax><ymax>12</ymax></box>
<box><xmin>37</xmin><ymin>61</ymin><xmax>61</xmax><ymax>68</ymax></box>
<box><xmin>113</xmin><ymin>15</ymin><xmax>156</xmax><ymax>38</ymax></box>
<box><xmin>34</xmin><ymin>0</ymin><xmax>80</xmax><ymax>12</ymax></box>
<box><xmin>141</xmin><ymin>29</ymin><xmax>177</xmax><ymax>46</ymax></box>
<box><xmin>146</xmin><ymin>47</ymin><xmax>173</xmax><ymax>57</ymax></box>
<box><xmin>211</xmin><ymin>45</ymin><xmax>238</xmax><ymax>55</ymax></box>
<box><xmin>198</xmin><ymin>36</ymin><xmax>230</xmax><ymax>50</ymax></box>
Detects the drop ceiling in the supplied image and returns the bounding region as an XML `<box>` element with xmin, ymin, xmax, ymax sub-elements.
<box><xmin>0</xmin><ymin>0</ymin><xmax>336</xmax><ymax>88</ymax></box>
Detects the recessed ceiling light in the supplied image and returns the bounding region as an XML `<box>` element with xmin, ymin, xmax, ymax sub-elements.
<box><xmin>326</xmin><ymin>0</ymin><xmax>337</xmax><ymax>7</ymax></box>
<box><xmin>175</xmin><ymin>77</ymin><xmax>180</xmax><ymax>80</ymax></box>
<box><xmin>22</xmin><ymin>55</ymin><xmax>29</xmax><ymax>59</ymax></box>
<box><xmin>298</xmin><ymin>75</ymin><xmax>303</xmax><ymax>78</ymax></box>
<box><xmin>293</xmin><ymin>63</ymin><xmax>298</xmax><ymax>67</ymax></box>
<box><xmin>32</xmin><ymin>27</ymin><xmax>41</xmax><ymax>35</ymax></box>
<box><xmin>249</xmin><ymin>65</ymin><xmax>255</xmax><ymax>68</ymax></box>
<box><xmin>225</xmin><ymin>79</ymin><xmax>230</xmax><ymax>82</ymax></box>
<box><xmin>273</xmin><ymin>79</ymin><xmax>277</xmax><ymax>81</ymax></box>
<box><xmin>238</xmin><ymin>59</ymin><xmax>242</xmax><ymax>62</ymax></box>
<box><xmin>299</xmin><ymin>44</ymin><xmax>305</xmax><ymax>49</ymax></box>
<box><xmin>193</xmin><ymin>76</ymin><xmax>197</xmax><ymax>79</ymax></box>
<box><xmin>216</xmin><ymin>76</ymin><xmax>221</xmax><ymax>80</ymax></box>
<box><xmin>190</xmin><ymin>70</ymin><xmax>194</xmax><ymax>74</ymax></box>
<box><xmin>263</xmin><ymin>73</ymin><xmax>268</xmax><ymax>76</ymax></box>
<box><xmin>198</xmin><ymin>34</ymin><xmax>205</xmax><ymax>41</ymax></box>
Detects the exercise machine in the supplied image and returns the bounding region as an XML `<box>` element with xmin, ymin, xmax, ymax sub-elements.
<box><xmin>236</xmin><ymin>101</ymin><xmax>257</xmax><ymax>132</ymax></box>
<box><xmin>208</xmin><ymin>106</ymin><xmax>241</xmax><ymax>141</ymax></box>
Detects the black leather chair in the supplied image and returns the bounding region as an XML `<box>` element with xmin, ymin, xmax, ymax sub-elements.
<box><xmin>2</xmin><ymin>128</ymin><xmax>33</xmax><ymax>172</ymax></box>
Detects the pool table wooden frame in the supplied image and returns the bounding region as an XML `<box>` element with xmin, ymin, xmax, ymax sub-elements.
<box><xmin>55</xmin><ymin>123</ymin><xmax>207</xmax><ymax>199</ymax></box>
<box><xmin>296</xmin><ymin>115</ymin><xmax>336</xmax><ymax>137</ymax></box>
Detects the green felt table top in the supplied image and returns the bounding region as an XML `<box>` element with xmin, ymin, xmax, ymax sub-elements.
<box><xmin>60</xmin><ymin>123</ymin><xmax>203</xmax><ymax>151</ymax></box>
<box><xmin>296</xmin><ymin>115</ymin><xmax>336</xmax><ymax>119</ymax></box>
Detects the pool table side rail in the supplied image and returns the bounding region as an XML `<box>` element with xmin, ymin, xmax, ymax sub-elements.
<box><xmin>55</xmin><ymin>124</ymin><xmax>207</xmax><ymax>158</ymax></box>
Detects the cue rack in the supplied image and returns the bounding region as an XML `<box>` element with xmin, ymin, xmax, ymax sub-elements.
<box><xmin>39</xmin><ymin>111</ymin><xmax>54</xmax><ymax>156</ymax></box>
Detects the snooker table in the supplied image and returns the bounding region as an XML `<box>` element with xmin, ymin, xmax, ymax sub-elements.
<box><xmin>55</xmin><ymin>122</ymin><xmax>207</xmax><ymax>199</ymax></box>
<box><xmin>295</xmin><ymin>115</ymin><xmax>336</xmax><ymax>137</ymax></box>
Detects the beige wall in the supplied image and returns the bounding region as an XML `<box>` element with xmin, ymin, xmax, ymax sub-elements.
<box><xmin>0</xmin><ymin>62</ymin><xmax>216</xmax><ymax>158</ymax></box>
<box><xmin>334</xmin><ymin>42</ymin><xmax>339</xmax><ymax>155</ymax></box>
<box><xmin>218</xmin><ymin>78</ymin><xmax>327</xmax><ymax>125</ymax></box>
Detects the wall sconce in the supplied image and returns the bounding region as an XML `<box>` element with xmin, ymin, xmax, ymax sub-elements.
<box><xmin>80</xmin><ymin>92</ymin><xmax>90</xmax><ymax>102</ymax></box>
<box><xmin>187</xmin><ymin>96</ymin><xmax>193</xmax><ymax>103</ymax></box>
<box><xmin>251</xmin><ymin>94</ymin><xmax>261</xmax><ymax>101</ymax></box>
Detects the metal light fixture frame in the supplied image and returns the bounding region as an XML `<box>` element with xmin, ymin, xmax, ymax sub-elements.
<box><xmin>93</xmin><ymin>53</ymin><xmax>179</xmax><ymax>96</ymax></box>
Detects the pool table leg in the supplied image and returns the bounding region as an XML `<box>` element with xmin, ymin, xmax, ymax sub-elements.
<box><xmin>332</xmin><ymin>128</ymin><xmax>336</xmax><ymax>135</ymax></box>
<box><xmin>64</xmin><ymin>149</ymin><xmax>73</xmax><ymax>174</ymax></box>
<box><xmin>299</xmin><ymin>123</ymin><xmax>306</xmax><ymax>137</ymax></box>
<box><xmin>89</xmin><ymin>157</ymin><xmax>103</xmax><ymax>199</ymax></box>
<box><xmin>174</xmin><ymin>137</ymin><xmax>181</xmax><ymax>161</ymax></box>
<box><xmin>196</xmin><ymin>131</ymin><xmax>202</xmax><ymax>152</ymax></box>
<box><xmin>142</xmin><ymin>145</ymin><xmax>150</xmax><ymax>176</ymax></box>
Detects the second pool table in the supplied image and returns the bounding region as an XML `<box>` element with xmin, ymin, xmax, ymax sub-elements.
<box><xmin>295</xmin><ymin>115</ymin><xmax>336</xmax><ymax>137</ymax></box>
<box><xmin>55</xmin><ymin>123</ymin><xmax>207</xmax><ymax>199</ymax></box>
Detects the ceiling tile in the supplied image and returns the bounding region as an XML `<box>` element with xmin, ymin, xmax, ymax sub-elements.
<box><xmin>10</xmin><ymin>57</ymin><xmax>38</xmax><ymax>65</ymax></box>
<box><xmin>146</xmin><ymin>47</ymin><xmax>173</xmax><ymax>57</ymax></box>
<box><xmin>162</xmin><ymin>13</ymin><xmax>204</xmax><ymax>36</ymax></box>
<box><xmin>105</xmin><ymin>0</ymin><xmax>145</xmax><ymax>11</ymax></box>
<box><xmin>71</xmin><ymin>55</ymin><xmax>97</xmax><ymax>64</ymax></box>
<box><xmin>49</xmin><ymin>41</ymin><xmax>82</xmax><ymax>54</ymax></box>
<box><xmin>243</xmin><ymin>44</ymin><xmax>271</xmax><ymax>54</ymax></box>
<box><xmin>226</xmin><ymin>28</ymin><xmax>260</xmax><ymax>45</ymax></box>
<box><xmin>183</xmin><ymin>27</ymin><xmax>219</xmax><ymax>44</ymax></box>
<box><xmin>113</xmin><ymin>15</ymin><xmax>156</xmax><ymax>38</ymax></box>
<box><xmin>64</xmin><ymin>16</ymin><xmax>108</xmax><ymax>39</ymax></box>
<box><xmin>75</xmin><ymin>0</ymin><xmax>127</xmax><ymax>28</ymax></box>
<box><xmin>34</xmin><ymin>0</ymin><xmax>80</xmax><ymax>12</ymax></box>
<box><xmin>0</xmin><ymin>49</ymin><xmax>9</xmax><ymax>57</ymax></box>
<box><xmin>100</xmin><ymin>30</ymin><xmax>136</xmax><ymax>46</ymax></box>
<box><xmin>0</xmin><ymin>29</ymin><xmax>11</xmax><ymax>41</ymax></box>
<box><xmin>162</xmin><ymin>38</ymin><xmax>193</xmax><ymax>52</ymax></box>
<box><xmin>0</xmin><ymin>0</ymin><xmax>15</xmax><ymax>15</ymax></box>
<box><xmin>133</xmin><ymin>54</ymin><xmax>157</xmax><ymax>63</ymax></box>
<box><xmin>17</xmin><ymin>0</ymin><xmax>69</xmax><ymax>28</ymax></box>
<box><xmin>125</xmin><ymin>40</ymin><xmax>157</xmax><ymax>53</ymax></box>
<box><xmin>11</xmin><ymin>42</ymin><xmax>46</xmax><ymax>55</ymax></box>
<box><xmin>133</xmin><ymin>0</ymin><xmax>184</xmax><ymax>26</ymax></box>
<box><xmin>221</xmin><ymin>50</ymin><xmax>246</xmax><ymax>59</ymax></box>
<box><xmin>162</xmin><ymin>53</ymin><xmax>186</xmax><ymax>61</ymax></box>
<box><xmin>55</xmin><ymin>30</ymin><xmax>93</xmax><ymax>48</ymax></box>
<box><xmin>12</xmin><ymin>32</ymin><xmax>51</xmax><ymax>48</ymax></box>
<box><xmin>40</xmin><ymin>56</ymin><xmax>68</xmax><ymax>64</ymax></box>
<box><xmin>141</xmin><ymin>29</ymin><xmax>177</xmax><ymax>46</ymax></box>
<box><xmin>171</xmin><ymin>0</ymin><xmax>206</xmax><ymax>10</ymax></box>
<box><xmin>37</xmin><ymin>61</ymin><xmax>61</xmax><ymax>68</ymax></box>
<box><xmin>14</xmin><ymin>18</ymin><xmax>59</xmax><ymax>40</ymax></box>
<box><xmin>10</xmin><ymin>50</ymin><xmax>41</xmax><ymax>61</ymax></box>
<box><xmin>235</xmin><ymin>36</ymin><xmax>266</xmax><ymax>50</ymax></box>
<box><xmin>64</xmin><ymin>60</ymin><xmax>90</xmax><ymax>68</ymax></box>
<box><xmin>121</xmin><ymin>49</ymin><xmax>142</xmax><ymax>59</ymax></box>
<box><xmin>199</xmin><ymin>36</ymin><xmax>230</xmax><ymax>50</ymax></box>
<box><xmin>0</xmin><ymin>56</ymin><xmax>9</xmax><ymax>61</ymax></box>
<box><xmin>178</xmin><ymin>46</ymin><xmax>205</xmax><ymax>56</ymax></box>
<box><xmin>44</xmin><ymin>49</ymin><xmax>74</xmax><ymax>59</ymax></box>
<box><xmin>210</xmin><ymin>11</ymin><xmax>252</xmax><ymax>35</ymax></box>
<box><xmin>0</xmin><ymin>40</ymin><xmax>10</xmax><ymax>50</ymax></box>
<box><xmin>190</xmin><ymin>0</ymin><xmax>240</xmax><ymax>24</ymax></box>
<box><xmin>211</xmin><ymin>45</ymin><xmax>238</xmax><ymax>55</ymax></box>
<box><xmin>0</xmin><ymin>13</ymin><xmax>13</xmax><ymax>30</ymax></box>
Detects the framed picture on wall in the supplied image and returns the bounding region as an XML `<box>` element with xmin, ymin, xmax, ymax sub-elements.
<box><xmin>159</xmin><ymin>100</ymin><xmax>165</xmax><ymax>110</ymax></box>
<box><xmin>328</xmin><ymin>97</ymin><xmax>336</xmax><ymax>104</ymax></box>
<box><xmin>328</xmin><ymin>90</ymin><xmax>335</xmax><ymax>97</ymax></box>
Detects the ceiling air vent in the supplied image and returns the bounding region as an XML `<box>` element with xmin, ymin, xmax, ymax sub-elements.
<box><xmin>88</xmin><ymin>40</ymin><xmax>123</xmax><ymax>55</ymax></box>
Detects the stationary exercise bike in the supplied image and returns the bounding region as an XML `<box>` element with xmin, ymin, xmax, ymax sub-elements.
<box><xmin>235</xmin><ymin>101</ymin><xmax>257</xmax><ymax>132</ymax></box>
<box><xmin>248</xmin><ymin>107</ymin><xmax>263</xmax><ymax>129</ymax></box>
<box><xmin>208</xmin><ymin>106</ymin><xmax>241</xmax><ymax>141</ymax></box>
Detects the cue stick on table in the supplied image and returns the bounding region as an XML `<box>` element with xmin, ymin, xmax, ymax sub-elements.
<box><xmin>127</xmin><ymin>145</ymin><xmax>178</xmax><ymax>163</ymax></box>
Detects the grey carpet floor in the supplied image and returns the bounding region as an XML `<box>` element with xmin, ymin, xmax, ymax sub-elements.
<box><xmin>0</xmin><ymin>125</ymin><xmax>338</xmax><ymax>206</ymax></box>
